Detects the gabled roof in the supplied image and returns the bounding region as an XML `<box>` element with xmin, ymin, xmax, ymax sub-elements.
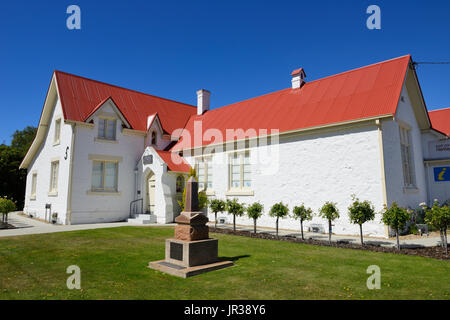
<box><xmin>428</xmin><ymin>108</ymin><xmax>450</xmax><ymax>136</ymax></box>
<box><xmin>84</xmin><ymin>96</ymin><xmax>132</xmax><ymax>128</ymax></box>
<box><xmin>54</xmin><ymin>71</ymin><xmax>196</xmax><ymax>133</ymax></box>
<box><xmin>172</xmin><ymin>55</ymin><xmax>412</xmax><ymax>151</ymax></box>
<box><xmin>156</xmin><ymin>150</ymin><xmax>191</xmax><ymax>173</ymax></box>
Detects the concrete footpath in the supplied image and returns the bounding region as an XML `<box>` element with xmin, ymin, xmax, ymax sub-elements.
<box><xmin>1</xmin><ymin>212</ymin><xmax>441</xmax><ymax>248</ymax></box>
<box><xmin>0</xmin><ymin>212</ymin><xmax>169</xmax><ymax>238</ymax></box>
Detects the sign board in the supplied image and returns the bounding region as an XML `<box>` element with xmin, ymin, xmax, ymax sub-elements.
<box><xmin>143</xmin><ymin>155</ymin><xmax>153</xmax><ymax>165</ymax></box>
<box><xmin>434</xmin><ymin>167</ymin><xmax>450</xmax><ymax>182</ymax></box>
<box><xmin>429</xmin><ymin>141</ymin><xmax>450</xmax><ymax>159</ymax></box>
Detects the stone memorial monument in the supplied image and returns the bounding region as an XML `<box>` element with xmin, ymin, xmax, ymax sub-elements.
<box><xmin>149</xmin><ymin>177</ymin><xmax>233</xmax><ymax>278</ymax></box>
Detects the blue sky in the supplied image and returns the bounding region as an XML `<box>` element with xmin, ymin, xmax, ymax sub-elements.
<box><xmin>1</xmin><ymin>0</ymin><xmax>449</xmax><ymax>144</ymax></box>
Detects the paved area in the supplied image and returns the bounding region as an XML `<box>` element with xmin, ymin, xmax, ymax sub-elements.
<box><xmin>0</xmin><ymin>212</ymin><xmax>172</xmax><ymax>238</ymax></box>
<box><xmin>210</xmin><ymin>223</ymin><xmax>442</xmax><ymax>248</ymax></box>
<box><xmin>1</xmin><ymin>212</ymin><xmax>441</xmax><ymax>248</ymax></box>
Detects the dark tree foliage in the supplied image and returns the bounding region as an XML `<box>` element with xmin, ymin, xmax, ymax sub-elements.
<box><xmin>0</xmin><ymin>126</ymin><xmax>37</xmax><ymax>210</ymax></box>
<box><xmin>11</xmin><ymin>126</ymin><xmax>37</xmax><ymax>156</ymax></box>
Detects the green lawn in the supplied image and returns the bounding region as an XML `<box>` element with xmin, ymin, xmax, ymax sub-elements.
<box><xmin>0</xmin><ymin>226</ymin><xmax>448</xmax><ymax>300</ymax></box>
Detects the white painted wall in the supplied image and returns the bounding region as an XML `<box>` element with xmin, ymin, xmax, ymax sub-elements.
<box><xmin>69</xmin><ymin>101</ymin><xmax>145</xmax><ymax>224</ymax></box>
<box><xmin>184</xmin><ymin>123</ymin><xmax>387</xmax><ymax>237</ymax></box>
<box><xmin>23</xmin><ymin>94</ymin><xmax>73</xmax><ymax>224</ymax></box>
<box><xmin>382</xmin><ymin>85</ymin><xmax>427</xmax><ymax>210</ymax></box>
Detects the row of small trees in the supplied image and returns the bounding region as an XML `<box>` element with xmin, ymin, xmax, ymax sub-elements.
<box><xmin>209</xmin><ymin>196</ymin><xmax>449</xmax><ymax>254</ymax></box>
<box><xmin>209</xmin><ymin>196</ymin><xmax>371</xmax><ymax>245</ymax></box>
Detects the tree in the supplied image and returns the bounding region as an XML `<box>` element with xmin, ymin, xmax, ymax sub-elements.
<box><xmin>292</xmin><ymin>204</ymin><xmax>313</xmax><ymax>240</ymax></box>
<box><xmin>424</xmin><ymin>201</ymin><xmax>450</xmax><ymax>255</ymax></box>
<box><xmin>319</xmin><ymin>201</ymin><xmax>340</xmax><ymax>244</ymax></box>
<box><xmin>381</xmin><ymin>202</ymin><xmax>410</xmax><ymax>250</ymax></box>
<box><xmin>209</xmin><ymin>199</ymin><xmax>226</xmax><ymax>230</ymax></box>
<box><xmin>178</xmin><ymin>168</ymin><xmax>208</xmax><ymax>211</ymax></box>
<box><xmin>11</xmin><ymin>126</ymin><xmax>37</xmax><ymax>156</ymax></box>
<box><xmin>246</xmin><ymin>202</ymin><xmax>264</xmax><ymax>234</ymax></box>
<box><xmin>0</xmin><ymin>126</ymin><xmax>37</xmax><ymax>211</ymax></box>
<box><xmin>348</xmin><ymin>195</ymin><xmax>376</xmax><ymax>246</ymax></box>
<box><xmin>269</xmin><ymin>202</ymin><xmax>289</xmax><ymax>237</ymax></box>
<box><xmin>0</xmin><ymin>145</ymin><xmax>26</xmax><ymax>210</ymax></box>
<box><xmin>0</xmin><ymin>197</ymin><xmax>16</xmax><ymax>223</ymax></box>
<box><xmin>226</xmin><ymin>198</ymin><xmax>245</xmax><ymax>232</ymax></box>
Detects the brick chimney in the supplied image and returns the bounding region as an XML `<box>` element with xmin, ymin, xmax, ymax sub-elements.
<box><xmin>291</xmin><ymin>68</ymin><xmax>306</xmax><ymax>89</ymax></box>
<box><xmin>197</xmin><ymin>89</ymin><xmax>210</xmax><ymax>115</ymax></box>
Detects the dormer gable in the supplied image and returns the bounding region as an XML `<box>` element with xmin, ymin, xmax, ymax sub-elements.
<box><xmin>85</xmin><ymin>97</ymin><xmax>131</xmax><ymax>130</ymax></box>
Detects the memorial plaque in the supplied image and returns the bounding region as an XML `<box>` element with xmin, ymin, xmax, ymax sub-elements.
<box><xmin>170</xmin><ymin>242</ymin><xmax>183</xmax><ymax>261</ymax></box>
<box><xmin>143</xmin><ymin>155</ymin><xmax>153</xmax><ymax>165</ymax></box>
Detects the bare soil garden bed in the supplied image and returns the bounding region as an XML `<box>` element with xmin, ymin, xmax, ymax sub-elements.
<box><xmin>210</xmin><ymin>227</ymin><xmax>449</xmax><ymax>260</ymax></box>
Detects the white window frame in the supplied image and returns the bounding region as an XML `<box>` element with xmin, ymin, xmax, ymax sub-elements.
<box><xmin>90</xmin><ymin>160</ymin><xmax>119</xmax><ymax>193</ymax></box>
<box><xmin>30</xmin><ymin>172</ymin><xmax>37</xmax><ymax>200</ymax></box>
<box><xmin>226</xmin><ymin>151</ymin><xmax>253</xmax><ymax>196</ymax></box>
<box><xmin>399</xmin><ymin>124</ymin><xmax>416</xmax><ymax>189</ymax></box>
<box><xmin>49</xmin><ymin>161</ymin><xmax>59</xmax><ymax>196</ymax></box>
<box><xmin>53</xmin><ymin>118</ymin><xmax>61</xmax><ymax>145</ymax></box>
<box><xmin>195</xmin><ymin>156</ymin><xmax>213</xmax><ymax>193</ymax></box>
<box><xmin>97</xmin><ymin>117</ymin><xmax>117</xmax><ymax>141</ymax></box>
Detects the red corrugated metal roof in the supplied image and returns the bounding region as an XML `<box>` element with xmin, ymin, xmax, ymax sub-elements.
<box><xmin>55</xmin><ymin>71</ymin><xmax>196</xmax><ymax>133</ymax></box>
<box><xmin>172</xmin><ymin>55</ymin><xmax>411</xmax><ymax>151</ymax></box>
<box><xmin>156</xmin><ymin>150</ymin><xmax>191</xmax><ymax>173</ymax></box>
<box><xmin>429</xmin><ymin>108</ymin><xmax>450</xmax><ymax>136</ymax></box>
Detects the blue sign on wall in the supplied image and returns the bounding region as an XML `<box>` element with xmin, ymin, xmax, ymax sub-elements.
<box><xmin>434</xmin><ymin>167</ymin><xmax>450</xmax><ymax>182</ymax></box>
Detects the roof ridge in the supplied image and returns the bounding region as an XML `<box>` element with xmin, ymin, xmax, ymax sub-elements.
<box><xmin>54</xmin><ymin>70</ymin><xmax>196</xmax><ymax>109</ymax></box>
<box><xmin>198</xmin><ymin>55</ymin><xmax>411</xmax><ymax>116</ymax></box>
<box><xmin>201</xmin><ymin>88</ymin><xmax>291</xmax><ymax>115</ymax></box>
<box><xmin>305</xmin><ymin>55</ymin><xmax>411</xmax><ymax>85</ymax></box>
<box><xmin>429</xmin><ymin>106</ymin><xmax>450</xmax><ymax>113</ymax></box>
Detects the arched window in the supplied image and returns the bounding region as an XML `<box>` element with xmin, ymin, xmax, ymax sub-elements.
<box><xmin>151</xmin><ymin>131</ymin><xmax>157</xmax><ymax>145</ymax></box>
<box><xmin>176</xmin><ymin>175</ymin><xmax>184</xmax><ymax>193</ymax></box>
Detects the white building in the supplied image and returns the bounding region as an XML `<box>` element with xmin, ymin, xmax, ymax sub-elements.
<box><xmin>21</xmin><ymin>55</ymin><xmax>450</xmax><ymax>237</ymax></box>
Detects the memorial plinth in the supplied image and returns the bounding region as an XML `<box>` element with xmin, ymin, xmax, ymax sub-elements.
<box><xmin>148</xmin><ymin>177</ymin><xmax>233</xmax><ymax>278</ymax></box>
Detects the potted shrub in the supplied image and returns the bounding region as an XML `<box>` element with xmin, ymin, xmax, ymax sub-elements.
<box><xmin>209</xmin><ymin>199</ymin><xmax>226</xmax><ymax>230</ymax></box>
<box><xmin>226</xmin><ymin>198</ymin><xmax>245</xmax><ymax>232</ymax></box>
<box><xmin>0</xmin><ymin>197</ymin><xmax>16</xmax><ymax>224</ymax></box>
<box><xmin>292</xmin><ymin>204</ymin><xmax>313</xmax><ymax>240</ymax></box>
<box><xmin>381</xmin><ymin>202</ymin><xmax>410</xmax><ymax>250</ymax></box>
<box><xmin>269</xmin><ymin>202</ymin><xmax>289</xmax><ymax>237</ymax></box>
<box><xmin>319</xmin><ymin>201</ymin><xmax>340</xmax><ymax>244</ymax></box>
<box><xmin>348</xmin><ymin>195</ymin><xmax>375</xmax><ymax>246</ymax></box>
<box><xmin>246</xmin><ymin>202</ymin><xmax>264</xmax><ymax>234</ymax></box>
<box><xmin>423</xmin><ymin>200</ymin><xmax>450</xmax><ymax>255</ymax></box>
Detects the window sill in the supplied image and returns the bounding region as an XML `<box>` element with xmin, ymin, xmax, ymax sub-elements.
<box><xmin>48</xmin><ymin>191</ymin><xmax>58</xmax><ymax>197</ymax></box>
<box><xmin>86</xmin><ymin>190</ymin><xmax>122</xmax><ymax>196</ymax></box>
<box><xmin>403</xmin><ymin>187</ymin><xmax>419</xmax><ymax>194</ymax></box>
<box><xmin>30</xmin><ymin>195</ymin><xmax>36</xmax><ymax>201</ymax></box>
<box><xmin>53</xmin><ymin>141</ymin><xmax>60</xmax><ymax>146</ymax></box>
<box><xmin>205</xmin><ymin>189</ymin><xmax>216</xmax><ymax>196</ymax></box>
<box><xmin>225</xmin><ymin>189</ymin><xmax>254</xmax><ymax>196</ymax></box>
<box><xmin>94</xmin><ymin>137</ymin><xmax>118</xmax><ymax>144</ymax></box>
